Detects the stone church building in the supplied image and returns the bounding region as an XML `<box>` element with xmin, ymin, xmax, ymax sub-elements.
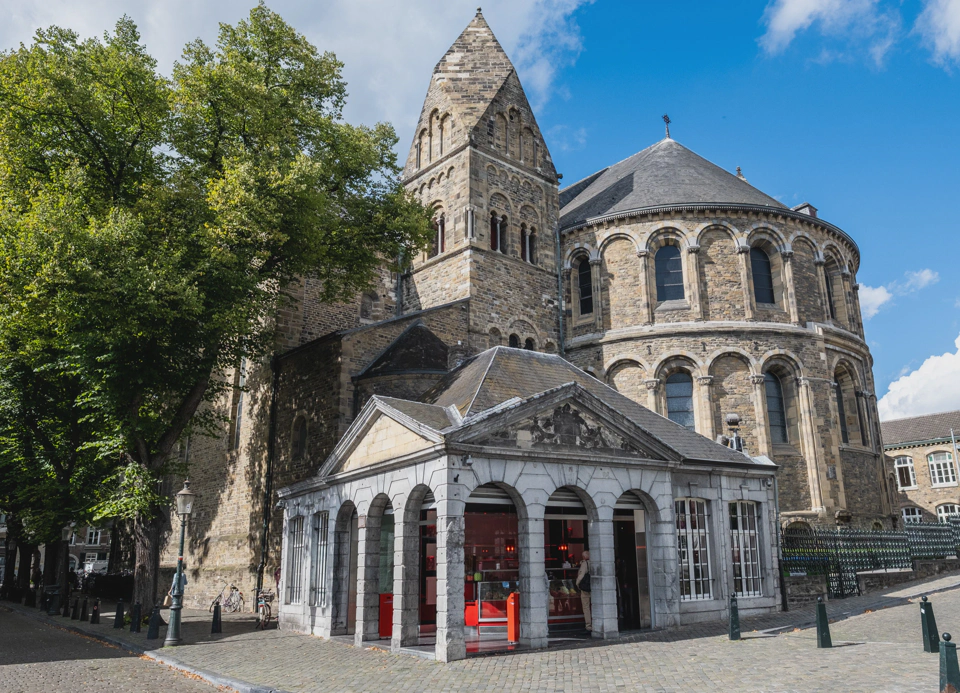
<box><xmin>163</xmin><ymin>10</ymin><xmax>894</xmax><ymax>652</ymax></box>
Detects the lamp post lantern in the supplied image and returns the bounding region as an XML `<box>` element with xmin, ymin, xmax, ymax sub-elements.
<box><xmin>164</xmin><ymin>481</ymin><xmax>196</xmax><ymax>646</ymax></box>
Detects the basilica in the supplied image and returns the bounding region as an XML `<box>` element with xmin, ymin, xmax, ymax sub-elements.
<box><xmin>165</xmin><ymin>10</ymin><xmax>894</xmax><ymax>661</ymax></box>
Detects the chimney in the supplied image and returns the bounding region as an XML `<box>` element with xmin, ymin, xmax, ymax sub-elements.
<box><xmin>792</xmin><ymin>202</ymin><xmax>818</xmax><ymax>219</ymax></box>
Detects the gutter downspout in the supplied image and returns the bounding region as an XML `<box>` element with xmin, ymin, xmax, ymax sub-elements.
<box><xmin>555</xmin><ymin>215</ymin><xmax>565</xmax><ymax>354</ymax></box>
<box><xmin>256</xmin><ymin>354</ymin><xmax>281</xmax><ymax>599</ymax></box>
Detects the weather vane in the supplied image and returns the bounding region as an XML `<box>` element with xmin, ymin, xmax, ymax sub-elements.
<box><xmin>662</xmin><ymin>114</ymin><xmax>671</xmax><ymax>139</ymax></box>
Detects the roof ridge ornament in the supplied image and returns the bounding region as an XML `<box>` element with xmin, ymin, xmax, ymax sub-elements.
<box><xmin>662</xmin><ymin>114</ymin><xmax>671</xmax><ymax>139</ymax></box>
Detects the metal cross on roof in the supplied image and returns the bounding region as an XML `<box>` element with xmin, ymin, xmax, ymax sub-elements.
<box><xmin>662</xmin><ymin>114</ymin><xmax>671</xmax><ymax>138</ymax></box>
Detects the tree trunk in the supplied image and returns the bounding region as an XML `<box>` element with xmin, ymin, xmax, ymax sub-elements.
<box><xmin>16</xmin><ymin>544</ymin><xmax>36</xmax><ymax>591</ymax></box>
<box><xmin>107</xmin><ymin>522</ymin><xmax>121</xmax><ymax>574</ymax></box>
<box><xmin>133</xmin><ymin>511</ymin><xmax>165</xmax><ymax>610</ymax></box>
<box><xmin>1</xmin><ymin>535</ymin><xmax>15</xmax><ymax>598</ymax></box>
<box><xmin>42</xmin><ymin>542</ymin><xmax>59</xmax><ymax>587</ymax></box>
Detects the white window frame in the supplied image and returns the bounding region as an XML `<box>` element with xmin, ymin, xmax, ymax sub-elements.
<box><xmin>286</xmin><ymin>515</ymin><xmax>306</xmax><ymax>605</ymax></box>
<box><xmin>937</xmin><ymin>504</ymin><xmax>960</xmax><ymax>523</ymax></box>
<box><xmin>894</xmin><ymin>456</ymin><xmax>917</xmax><ymax>490</ymax></box>
<box><xmin>729</xmin><ymin>501</ymin><xmax>763</xmax><ymax>598</ymax></box>
<box><xmin>310</xmin><ymin>512</ymin><xmax>329</xmax><ymax>607</ymax></box>
<box><xmin>676</xmin><ymin>498</ymin><xmax>713</xmax><ymax>601</ymax></box>
<box><xmin>84</xmin><ymin>552</ymin><xmax>98</xmax><ymax>566</ymax></box>
<box><xmin>901</xmin><ymin>507</ymin><xmax>923</xmax><ymax>524</ymax></box>
<box><xmin>86</xmin><ymin>528</ymin><xmax>102</xmax><ymax>545</ymax></box>
<box><xmin>928</xmin><ymin>451</ymin><xmax>958</xmax><ymax>488</ymax></box>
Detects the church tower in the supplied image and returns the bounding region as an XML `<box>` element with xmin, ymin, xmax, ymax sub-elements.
<box><xmin>401</xmin><ymin>10</ymin><xmax>561</xmax><ymax>354</ymax></box>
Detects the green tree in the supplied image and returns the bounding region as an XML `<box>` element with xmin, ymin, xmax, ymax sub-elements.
<box><xmin>0</xmin><ymin>5</ymin><xmax>432</xmax><ymax>607</ymax></box>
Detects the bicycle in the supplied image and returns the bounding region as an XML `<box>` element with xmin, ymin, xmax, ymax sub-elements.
<box><xmin>255</xmin><ymin>589</ymin><xmax>274</xmax><ymax>630</ymax></box>
<box><xmin>209</xmin><ymin>584</ymin><xmax>245</xmax><ymax>613</ymax></box>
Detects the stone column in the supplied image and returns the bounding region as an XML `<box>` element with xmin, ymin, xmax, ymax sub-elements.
<box><xmin>391</xmin><ymin>504</ymin><xmax>420</xmax><ymax>651</ymax></box>
<box><xmin>851</xmin><ymin>282</ymin><xmax>864</xmax><ymax>336</ymax></box>
<box><xmin>750</xmin><ymin>374</ymin><xmax>771</xmax><ymax>456</ymax></box>
<box><xmin>814</xmin><ymin>257</ymin><xmax>830</xmax><ymax>322</ymax></box>
<box><xmin>697</xmin><ymin>375</ymin><xmax>715</xmax><ymax>441</ymax></box>
<box><xmin>737</xmin><ymin>245</ymin><xmax>755</xmax><ymax>320</ymax></box>
<box><xmin>686</xmin><ymin>245</ymin><xmax>703</xmax><ymax>320</ymax></box>
<box><xmin>518</xmin><ymin>505</ymin><xmax>548</xmax><ymax>649</ymax></box>
<box><xmin>434</xmin><ymin>495</ymin><xmax>466</xmax><ymax>662</ymax></box>
<box><xmin>840</xmin><ymin>269</ymin><xmax>854</xmax><ymax>330</ymax></box>
<box><xmin>644</xmin><ymin>378</ymin><xmax>661</xmax><ymax>414</ymax></box>
<box><xmin>797</xmin><ymin>377</ymin><xmax>826</xmax><ymax>514</ymax></box>
<box><xmin>636</xmin><ymin>250</ymin><xmax>654</xmax><ymax>324</ymax></box>
<box><xmin>781</xmin><ymin>250</ymin><xmax>800</xmax><ymax>324</ymax></box>
<box><xmin>591</xmin><ymin>258</ymin><xmax>604</xmax><ymax>333</ymax></box>
<box><xmin>586</xmin><ymin>507</ymin><xmax>618</xmax><ymax>639</ymax></box>
<box><xmin>354</xmin><ymin>514</ymin><xmax>382</xmax><ymax>646</ymax></box>
<box><xmin>561</xmin><ymin>268</ymin><xmax>572</xmax><ymax>341</ymax></box>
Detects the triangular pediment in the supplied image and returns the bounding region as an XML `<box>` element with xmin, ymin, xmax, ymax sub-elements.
<box><xmin>450</xmin><ymin>383</ymin><xmax>681</xmax><ymax>462</ymax></box>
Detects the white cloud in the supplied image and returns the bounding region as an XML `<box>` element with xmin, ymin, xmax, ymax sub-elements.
<box><xmin>879</xmin><ymin>333</ymin><xmax>960</xmax><ymax>419</ymax></box>
<box><xmin>859</xmin><ymin>284</ymin><xmax>893</xmax><ymax>319</ymax></box>
<box><xmin>915</xmin><ymin>0</ymin><xmax>960</xmax><ymax>66</ymax></box>
<box><xmin>759</xmin><ymin>0</ymin><xmax>900</xmax><ymax>64</ymax></box>
<box><xmin>0</xmin><ymin>0</ymin><xmax>592</xmax><ymax>151</ymax></box>
<box><xmin>858</xmin><ymin>268</ymin><xmax>939</xmax><ymax>319</ymax></box>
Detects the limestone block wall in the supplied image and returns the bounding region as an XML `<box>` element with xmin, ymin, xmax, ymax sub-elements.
<box><xmin>886</xmin><ymin>441</ymin><xmax>960</xmax><ymax>522</ymax></box>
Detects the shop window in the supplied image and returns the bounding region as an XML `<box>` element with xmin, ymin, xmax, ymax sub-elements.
<box><xmin>929</xmin><ymin>451</ymin><xmax>958</xmax><ymax>487</ymax></box>
<box><xmin>287</xmin><ymin>515</ymin><xmax>306</xmax><ymax>604</ymax></box>
<box><xmin>894</xmin><ymin>456</ymin><xmax>917</xmax><ymax>490</ymax></box>
<box><xmin>937</xmin><ymin>504</ymin><xmax>960</xmax><ymax>523</ymax></box>
<box><xmin>655</xmin><ymin>244</ymin><xmax>684</xmax><ymax>301</ymax></box>
<box><xmin>729</xmin><ymin>502</ymin><xmax>762</xmax><ymax>597</ymax></box>
<box><xmin>901</xmin><ymin>507</ymin><xmax>923</xmax><ymax>524</ymax></box>
<box><xmin>665</xmin><ymin>372</ymin><xmax>695</xmax><ymax>431</ymax></box>
<box><xmin>576</xmin><ymin>257</ymin><xmax>593</xmax><ymax>315</ymax></box>
<box><xmin>676</xmin><ymin>498</ymin><xmax>712</xmax><ymax>600</ymax></box>
<box><xmin>310</xmin><ymin>512</ymin><xmax>329</xmax><ymax>606</ymax></box>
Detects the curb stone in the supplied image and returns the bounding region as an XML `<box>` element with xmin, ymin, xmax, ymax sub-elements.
<box><xmin>1</xmin><ymin>602</ymin><xmax>293</xmax><ymax>693</ymax></box>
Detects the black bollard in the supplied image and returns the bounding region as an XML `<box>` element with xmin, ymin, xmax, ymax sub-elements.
<box><xmin>91</xmin><ymin>599</ymin><xmax>100</xmax><ymax>625</ymax></box>
<box><xmin>923</xmin><ymin>596</ymin><xmax>941</xmax><ymax>654</ymax></box>
<box><xmin>62</xmin><ymin>595</ymin><xmax>71</xmax><ymax>617</ymax></box>
<box><xmin>729</xmin><ymin>594</ymin><xmax>741</xmax><ymax>641</ymax></box>
<box><xmin>70</xmin><ymin>597</ymin><xmax>80</xmax><ymax>620</ymax></box>
<box><xmin>113</xmin><ymin>600</ymin><xmax>124</xmax><ymax>629</ymax></box>
<box><xmin>941</xmin><ymin>633</ymin><xmax>960</xmax><ymax>693</ymax></box>
<box><xmin>80</xmin><ymin>598</ymin><xmax>88</xmax><ymax>622</ymax></box>
<box><xmin>815</xmin><ymin>596</ymin><xmax>832</xmax><ymax>648</ymax></box>
<box><xmin>130</xmin><ymin>602</ymin><xmax>142</xmax><ymax>633</ymax></box>
<box><xmin>147</xmin><ymin>605</ymin><xmax>161</xmax><ymax>640</ymax></box>
<box><xmin>211</xmin><ymin>602</ymin><xmax>222</xmax><ymax>634</ymax></box>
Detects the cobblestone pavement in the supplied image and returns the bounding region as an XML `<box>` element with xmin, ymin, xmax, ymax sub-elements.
<box><xmin>7</xmin><ymin>571</ymin><xmax>960</xmax><ymax>692</ymax></box>
<box><xmin>0</xmin><ymin>608</ymin><xmax>215</xmax><ymax>693</ymax></box>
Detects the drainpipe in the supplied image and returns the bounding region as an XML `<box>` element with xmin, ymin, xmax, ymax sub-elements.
<box><xmin>774</xmin><ymin>474</ymin><xmax>787</xmax><ymax>611</ymax></box>
<box><xmin>555</xmin><ymin>216</ymin><xmax>564</xmax><ymax>354</ymax></box>
<box><xmin>256</xmin><ymin>354</ymin><xmax>281</xmax><ymax>599</ymax></box>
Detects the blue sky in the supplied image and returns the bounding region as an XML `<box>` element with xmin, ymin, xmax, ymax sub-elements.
<box><xmin>4</xmin><ymin>0</ymin><xmax>959</xmax><ymax>419</ymax></box>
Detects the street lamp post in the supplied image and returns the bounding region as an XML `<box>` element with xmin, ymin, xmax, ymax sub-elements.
<box><xmin>164</xmin><ymin>481</ymin><xmax>196</xmax><ymax>647</ymax></box>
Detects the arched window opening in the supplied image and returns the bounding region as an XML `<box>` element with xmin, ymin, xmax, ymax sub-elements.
<box><xmin>576</xmin><ymin>257</ymin><xmax>593</xmax><ymax>315</ymax></box>
<box><xmin>488</xmin><ymin>328</ymin><xmax>502</xmax><ymax>347</ymax></box>
<box><xmin>938</xmin><ymin>504</ymin><xmax>960</xmax><ymax>523</ymax></box>
<box><xmin>524</xmin><ymin>337</ymin><xmax>535</xmax><ymax>351</ymax></box>
<box><xmin>490</xmin><ymin>212</ymin><xmax>499</xmax><ymax>251</ymax></box>
<box><xmin>509</xmin><ymin>333</ymin><xmax>521</xmax><ymax>348</ymax></box>
<box><xmin>833</xmin><ymin>368</ymin><xmax>860</xmax><ymax>446</ymax></box>
<box><xmin>498</xmin><ymin>216</ymin><xmax>507</xmax><ymax>253</ymax></box>
<box><xmin>750</xmin><ymin>246</ymin><xmax>776</xmax><ymax>304</ymax></box>
<box><xmin>429</xmin><ymin>215</ymin><xmax>445</xmax><ymax>258</ymax></box>
<box><xmin>438</xmin><ymin>116</ymin><xmax>446</xmax><ymax>156</ymax></box>
<box><xmin>928</xmin><ymin>451</ymin><xmax>957</xmax><ymax>487</ymax></box>
<box><xmin>292</xmin><ymin>416</ymin><xmax>308</xmax><ymax>461</ymax></box>
<box><xmin>765</xmin><ymin>372</ymin><xmax>789</xmax><ymax>444</ymax></box>
<box><xmin>894</xmin><ymin>456</ymin><xmax>917</xmax><ymax>490</ymax></box>
<box><xmin>520</xmin><ymin>224</ymin><xmax>528</xmax><ymax>262</ymax></box>
<box><xmin>665</xmin><ymin>371</ymin><xmax>695</xmax><ymax>431</ymax></box>
<box><xmin>655</xmin><ymin>244</ymin><xmax>684</xmax><ymax>301</ymax></box>
<box><xmin>528</xmin><ymin>232</ymin><xmax>537</xmax><ymax>265</ymax></box>
<box><xmin>902</xmin><ymin>507</ymin><xmax>923</xmax><ymax>524</ymax></box>
<box><xmin>359</xmin><ymin>291</ymin><xmax>378</xmax><ymax>321</ymax></box>
<box><xmin>834</xmin><ymin>380</ymin><xmax>848</xmax><ymax>444</ymax></box>
<box><xmin>823</xmin><ymin>257</ymin><xmax>847</xmax><ymax>323</ymax></box>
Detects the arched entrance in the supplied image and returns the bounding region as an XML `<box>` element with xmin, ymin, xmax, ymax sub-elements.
<box><xmin>464</xmin><ymin>483</ymin><xmax>520</xmax><ymax>649</ymax></box>
<box><xmin>543</xmin><ymin>487</ymin><xmax>591</xmax><ymax>633</ymax></box>
<box><xmin>355</xmin><ymin>494</ymin><xmax>395</xmax><ymax>643</ymax></box>
<box><xmin>613</xmin><ymin>491</ymin><xmax>652</xmax><ymax>631</ymax></box>
<box><xmin>331</xmin><ymin>502</ymin><xmax>358</xmax><ymax>635</ymax></box>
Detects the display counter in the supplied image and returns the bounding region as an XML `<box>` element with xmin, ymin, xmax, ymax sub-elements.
<box><xmin>547</xmin><ymin>568</ymin><xmax>584</xmax><ymax>623</ymax></box>
<box><xmin>464</xmin><ymin>573</ymin><xmax>519</xmax><ymax>627</ymax></box>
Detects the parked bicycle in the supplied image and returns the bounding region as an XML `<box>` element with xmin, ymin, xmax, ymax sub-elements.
<box><xmin>209</xmin><ymin>584</ymin><xmax>245</xmax><ymax>613</ymax></box>
<box><xmin>255</xmin><ymin>589</ymin><xmax>275</xmax><ymax>630</ymax></box>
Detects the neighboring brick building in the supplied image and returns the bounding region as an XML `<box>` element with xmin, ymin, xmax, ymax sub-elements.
<box><xmin>881</xmin><ymin>410</ymin><xmax>960</xmax><ymax>524</ymax></box>
<box><xmin>164</xmin><ymin>10</ymin><xmax>893</xmax><ymax>610</ymax></box>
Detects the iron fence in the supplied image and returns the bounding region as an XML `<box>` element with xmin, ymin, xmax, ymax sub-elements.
<box><xmin>781</xmin><ymin>523</ymin><xmax>955</xmax><ymax>599</ymax></box>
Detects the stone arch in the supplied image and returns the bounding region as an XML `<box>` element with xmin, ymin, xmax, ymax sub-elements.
<box><xmin>331</xmin><ymin>500</ymin><xmax>358</xmax><ymax>635</ymax></box>
<box><xmin>519</xmin><ymin>204</ymin><xmax>539</xmax><ymax>225</ymax></box>
<box><xmin>290</xmin><ymin>412</ymin><xmax>309</xmax><ymax>461</ymax></box>
<box><xmin>709</xmin><ymin>352</ymin><xmax>757</xmax><ymax>451</ymax></box>
<box><xmin>488</xmin><ymin>327</ymin><xmax>503</xmax><ymax>348</ymax></box>
<box><xmin>598</xmin><ymin>231</ymin><xmax>640</xmax><ymax>256</ymax></box>
<box><xmin>508</xmin><ymin>318</ymin><xmax>540</xmax><ymax>345</ymax></box>
<box><xmin>790</xmin><ymin>235</ymin><xmax>823</xmax><ymax>324</ymax></box>
<box><xmin>604</xmin><ymin>358</ymin><xmax>647</xmax><ymax>404</ymax></box>
<box><xmin>759</xmin><ymin>349</ymin><xmax>806</xmax><ymax>378</ymax></box>
<box><xmin>698</xmin><ymin>226</ymin><xmax>745</xmax><ymax>321</ymax></box>
<box><xmin>693</xmin><ymin>220</ymin><xmax>742</xmax><ymax>247</ymax></box>
<box><xmin>488</xmin><ymin>192</ymin><xmax>511</xmax><ymax>214</ymax></box>
<box><xmin>653</xmin><ymin>353</ymin><xmax>704</xmax><ymax>381</ymax></box>
<box><xmin>563</xmin><ymin>242</ymin><xmax>598</xmax><ymax>269</ymax></box>
<box><xmin>495</xmin><ymin>112</ymin><xmax>508</xmax><ymax>153</ymax></box>
<box><xmin>748</xmin><ymin>228</ymin><xmax>787</xmax><ymax>308</ymax></box>
<box><xmin>745</xmin><ymin>224</ymin><xmax>787</xmax><ymax>251</ymax></box>
<box><xmin>447</xmin><ymin>166</ymin><xmax>455</xmax><ymax>179</ymax></box>
<box><xmin>486</xmin><ymin>164</ymin><xmax>498</xmax><ymax>182</ymax></box>
<box><xmin>543</xmin><ymin>341</ymin><xmax>557</xmax><ymax>354</ymax></box>
<box><xmin>761</xmin><ymin>353</ymin><xmax>803</xmax><ymax>446</ymax></box>
<box><xmin>510</xmin><ymin>175</ymin><xmax>521</xmax><ymax>190</ymax></box>
<box><xmin>644</xmin><ymin>225</ymin><xmax>689</xmax><ymax>254</ymax></box>
<box><xmin>521</xmin><ymin>126</ymin><xmax>535</xmax><ymax>163</ymax></box>
<box><xmin>547</xmin><ymin>484</ymin><xmax>601</xmax><ymax>522</ymax></box>
<box><xmin>601</xmin><ymin>235</ymin><xmax>642</xmax><ymax>331</ymax></box>
<box><xmin>463</xmin><ymin>478</ymin><xmax>529</xmax><ymax>520</ymax></box>
<box><xmin>706</xmin><ymin>348</ymin><xmax>759</xmax><ymax>375</ymax></box>
<box><xmin>833</xmin><ymin>358</ymin><xmax>864</xmax><ymax>445</ymax></box>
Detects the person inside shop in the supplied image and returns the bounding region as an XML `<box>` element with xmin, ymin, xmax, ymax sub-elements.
<box><xmin>576</xmin><ymin>550</ymin><xmax>592</xmax><ymax>632</ymax></box>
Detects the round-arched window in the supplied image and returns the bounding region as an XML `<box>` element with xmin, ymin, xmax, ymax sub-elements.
<box><xmin>665</xmin><ymin>372</ymin><xmax>694</xmax><ymax>430</ymax></box>
<box><xmin>655</xmin><ymin>244</ymin><xmax>684</xmax><ymax>301</ymax></box>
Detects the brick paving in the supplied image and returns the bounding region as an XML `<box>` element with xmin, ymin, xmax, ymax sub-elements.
<box><xmin>0</xmin><ymin>607</ymin><xmax>215</xmax><ymax>693</ymax></box>
<box><xmin>7</xmin><ymin>571</ymin><xmax>960</xmax><ymax>692</ymax></box>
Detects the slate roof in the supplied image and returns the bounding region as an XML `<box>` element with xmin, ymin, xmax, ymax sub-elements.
<box><xmin>418</xmin><ymin>346</ymin><xmax>755</xmax><ymax>465</ymax></box>
<box><xmin>881</xmin><ymin>410</ymin><xmax>960</xmax><ymax>447</ymax></box>
<box><xmin>559</xmin><ymin>138</ymin><xmax>787</xmax><ymax>230</ymax></box>
<box><xmin>376</xmin><ymin>397</ymin><xmax>458</xmax><ymax>433</ymax></box>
